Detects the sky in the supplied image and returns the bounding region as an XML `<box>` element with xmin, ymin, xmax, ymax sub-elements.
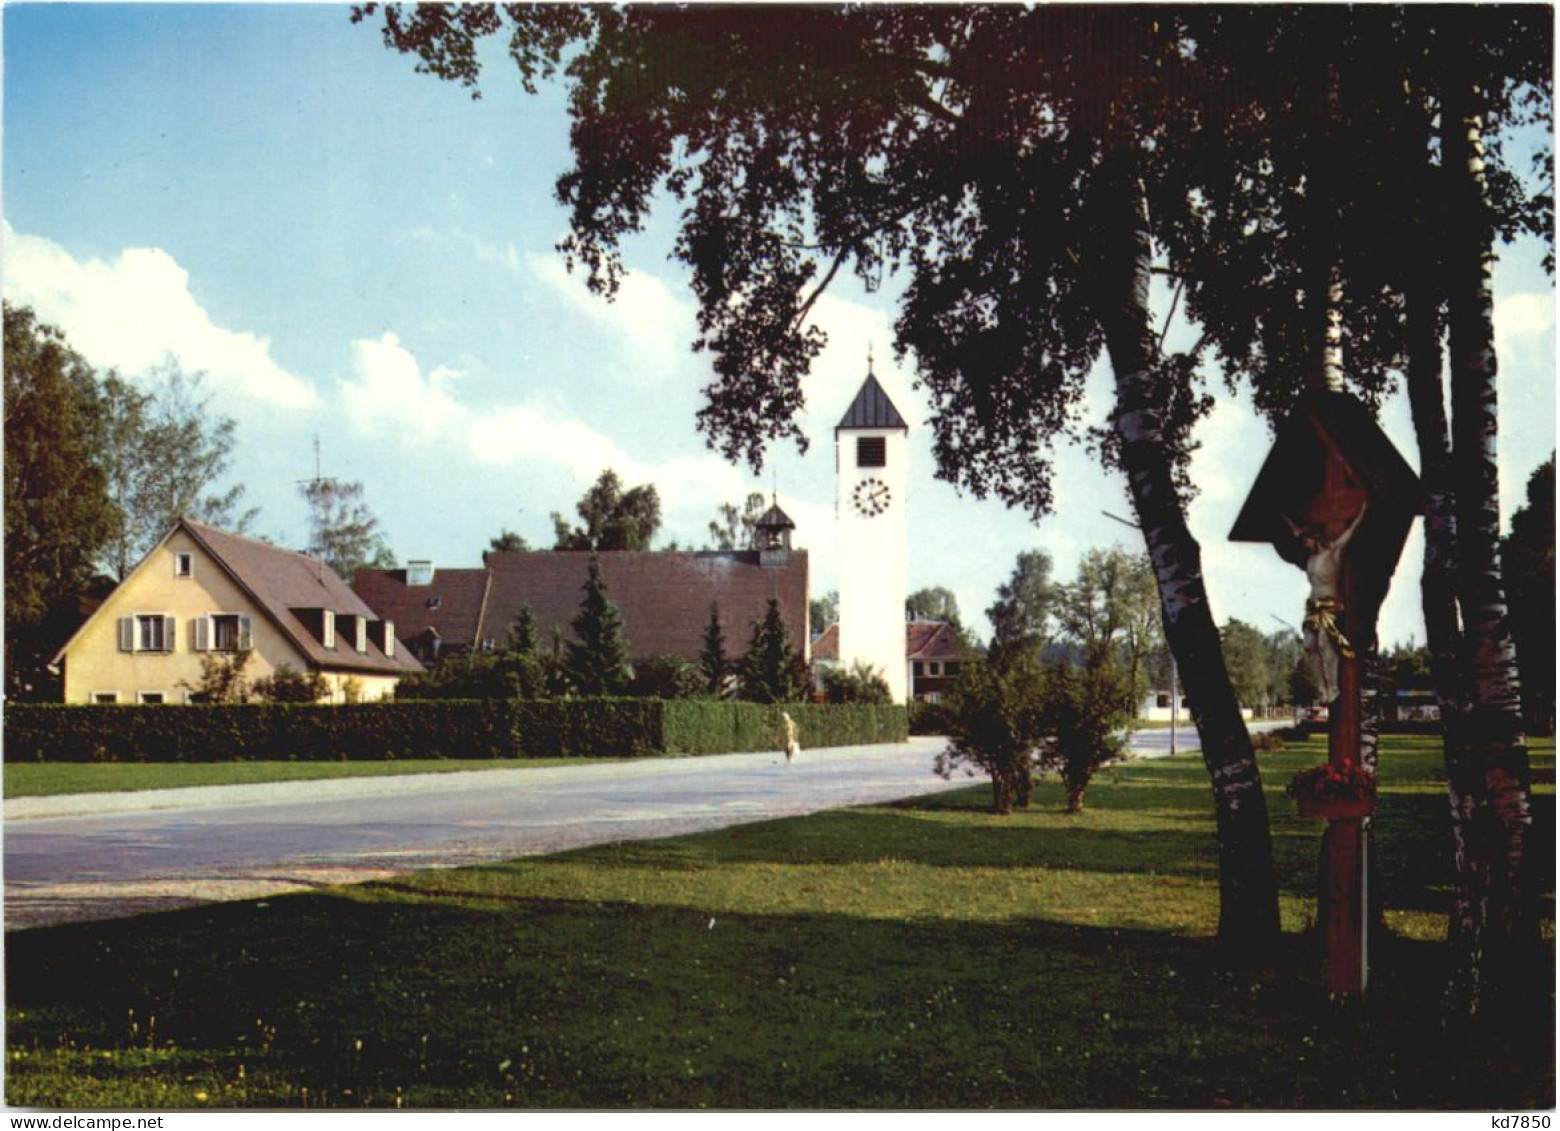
<box><xmin>4</xmin><ymin>4</ymin><xmax>1554</xmax><ymax>654</ymax></box>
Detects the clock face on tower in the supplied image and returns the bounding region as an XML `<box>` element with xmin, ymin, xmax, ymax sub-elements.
<box><xmin>852</xmin><ymin>477</ymin><xmax>892</xmax><ymax>518</ymax></box>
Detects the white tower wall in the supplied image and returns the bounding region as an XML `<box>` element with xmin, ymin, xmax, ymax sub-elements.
<box><xmin>836</xmin><ymin>424</ymin><xmax>910</xmax><ymax>703</ymax></box>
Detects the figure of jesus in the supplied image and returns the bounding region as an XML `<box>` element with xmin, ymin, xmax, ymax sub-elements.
<box><xmin>1285</xmin><ymin>500</ymin><xmax>1368</xmax><ymax>703</ymax></box>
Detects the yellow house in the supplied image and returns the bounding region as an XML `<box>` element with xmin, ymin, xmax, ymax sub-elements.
<box><xmin>51</xmin><ymin>519</ymin><xmax>421</xmax><ymax>704</ymax></box>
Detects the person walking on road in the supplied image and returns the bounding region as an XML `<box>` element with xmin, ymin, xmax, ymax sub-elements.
<box><xmin>780</xmin><ymin>711</ymin><xmax>801</xmax><ymax>764</ymax></box>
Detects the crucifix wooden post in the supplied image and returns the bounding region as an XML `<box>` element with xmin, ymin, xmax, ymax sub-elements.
<box><xmin>1230</xmin><ymin>392</ymin><xmax>1421</xmax><ymax>1001</ymax></box>
<box><xmin>1319</xmin><ymin>447</ymin><xmax>1369</xmax><ymax>998</ymax></box>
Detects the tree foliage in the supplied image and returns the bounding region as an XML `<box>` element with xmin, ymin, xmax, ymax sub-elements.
<box><xmin>552</xmin><ymin>468</ymin><xmax>662</xmax><ymax>551</ymax></box>
<box><xmin>487</xmin><ymin>528</ymin><xmax>532</xmax><ymax>556</ymax></box>
<box><xmin>99</xmin><ymin>363</ymin><xmax>256</xmax><ymax>580</ymax></box>
<box><xmin>985</xmin><ymin>550</ymin><xmax>1056</xmax><ymax>670</ymax></box>
<box><xmin>1054</xmin><ymin>548</ymin><xmax>1162</xmax><ymax>715</ymax></box>
<box><xmin>301</xmin><ymin>478</ymin><xmax>396</xmax><ymax>580</ymax></box>
<box><xmin>706</xmin><ymin>491</ymin><xmax>767</xmax><ymax>551</ymax></box>
<box><xmin>1503</xmin><ymin>455</ymin><xmax>1555</xmax><ymax>734</ymax></box>
<box><xmin>1219</xmin><ymin>619</ymin><xmax>1274</xmax><ymax>714</ymax></box>
<box><xmin>906</xmin><ymin>585</ymin><xmax>963</xmax><ymax>630</ymax></box>
<box><xmin>3</xmin><ymin>304</ymin><xmax>116</xmax><ymax>699</ymax></box>
<box><xmin>809</xmin><ymin>590</ymin><xmax>838</xmax><ymax>632</ymax></box>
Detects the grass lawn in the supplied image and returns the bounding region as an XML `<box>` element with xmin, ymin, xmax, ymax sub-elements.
<box><xmin>3</xmin><ymin>758</ymin><xmax>625</xmax><ymax>799</ymax></box>
<box><xmin>6</xmin><ymin>735</ymin><xmax>1553</xmax><ymax>1109</ymax></box>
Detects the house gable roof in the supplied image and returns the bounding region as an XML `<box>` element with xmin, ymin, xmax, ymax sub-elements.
<box><xmin>812</xmin><ymin>620</ymin><xmax>968</xmax><ymax>663</ymax></box>
<box><xmin>180</xmin><ymin>521</ymin><xmax>421</xmax><ymax>676</ymax></box>
<box><xmin>53</xmin><ymin>519</ymin><xmax>421</xmax><ymax>676</ymax></box>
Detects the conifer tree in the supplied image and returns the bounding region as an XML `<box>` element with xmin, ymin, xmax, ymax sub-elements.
<box><xmin>509</xmin><ymin>602</ymin><xmax>539</xmax><ymax>654</ymax></box>
<box><xmin>699</xmin><ymin>602</ymin><xmax>727</xmax><ymax>696</ymax></box>
<box><xmin>740</xmin><ymin>598</ymin><xmax>805</xmax><ymax>704</ymax></box>
<box><xmin>566</xmin><ymin>554</ymin><xmax>630</xmax><ymax>694</ymax></box>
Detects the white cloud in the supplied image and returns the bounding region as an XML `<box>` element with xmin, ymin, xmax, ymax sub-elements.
<box><xmin>2</xmin><ymin>224</ymin><xmax>317</xmax><ymax>408</ymax></box>
<box><xmin>340</xmin><ymin>332</ymin><xmax>466</xmax><ymax>442</ymax></box>
<box><xmin>338</xmin><ymin>330</ymin><xmax>767</xmax><ymax>539</ymax></box>
<box><xmin>526</xmin><ymin>252</ymin><xmax>693</xmax><ymax>377</ymax></box>
<box><xmin>799</xmin><ymin>290</ymin><xmax>912</xmax><ymax>427</ymax></box>
<box><xmin>1494</xmin><ymin>291</ymin><xmax>1556</xmax><ymax>342</ymax></box>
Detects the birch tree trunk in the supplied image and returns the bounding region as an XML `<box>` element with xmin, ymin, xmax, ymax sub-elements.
<box><xmin>1441</xmin><ymin>57</ymin><xmax>1535</xmax><ymax>1021</ymax></box>
<box><xmin>1089</xmin><ymin>161</ymin><xmax>1282</xmax><ymax>960</ymax></box>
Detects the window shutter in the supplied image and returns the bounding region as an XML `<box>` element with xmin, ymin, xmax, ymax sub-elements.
<box><xmin>118</xmin><ymin>617</ymin><xmax>134</xmax><ymax>653</ymax></box>
<box><xmin>238</xmin><ymin>616</ymin><xmax>253</xmax><ymax>650</ymax></box>
<box><xmin>195</xmin><ymin>617</ymin><xmax>210</xmax><ymax>652</ymax></box>
<box><xmin>163</xmin><ymin>616</ymin><xmax>177</xmax><ymax>652</ymax></box>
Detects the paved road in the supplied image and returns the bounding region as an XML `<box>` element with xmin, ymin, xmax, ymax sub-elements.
<box><xmin>5</xmin><ymin>738</ymin><xmax>962</xmax><ymax>930</ymax></box>
<box><xmin>4</xmin><ymin>724</ymin><xmax>1277</xmax><ymax>931</ymax></box>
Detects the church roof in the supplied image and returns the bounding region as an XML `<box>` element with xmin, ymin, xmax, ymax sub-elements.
<box><xmin>837</xmin><ymin>373</ymin><xmax>909</xmax><ymax>431</ymax></box>
<box><xmin>356</xmin><ymin>550</ymin><xmax>809</xmax><ymax>663</ymax></box>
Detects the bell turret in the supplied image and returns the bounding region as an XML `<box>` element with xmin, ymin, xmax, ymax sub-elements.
<box><xmin>756</xmin><ymin>496</ymin><xmax>796</xmax><ymax>567</ymax></box>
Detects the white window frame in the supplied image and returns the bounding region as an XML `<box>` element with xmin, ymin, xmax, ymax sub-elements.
<box><xmin>173</xmin><ymin>552</ymin><xmax>193</xmax><ymax>579</ymax></box>
<box><xmin>138</xmin><ymin>691</ymin><xmax>166</xmax><ymax>705</ymax></box>
<box><xmin>124</xmin><ymin>613</ymin><xmax>175</xmax><ymax>654</ymax></box>
<box><xmin>323</xmin><ymin>610</ymin><xmax>336</xmax><ymax>649</ymax></box>
<box><xmin>93</xmin><ymin>691</ymin><xmax>120</xmax><ymax>705</ymax></box>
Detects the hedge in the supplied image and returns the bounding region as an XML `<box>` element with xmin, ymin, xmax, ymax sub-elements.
<box><xmin>3</xmin><ymin>700</ymin><xmax>909</xmax><ymax>764</ymax></box>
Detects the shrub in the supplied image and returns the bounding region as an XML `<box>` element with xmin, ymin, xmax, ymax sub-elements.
<box><xmin>1035</xmin><ymin>657</ymin><xmax>1129</xmax><ymax>813</ymax></box>
<box><xmin>935</xmin><ymin>657</ymin><xmax>1048</xmax><ymax>814</ymax></box>
<box><xmin>662</xmin><ymin>700</ymin><xmax>908</xmax><ymax>755</ymax></box>
<box><xmin>396</xmin><ymin>652</ymin><xmax>549</xmax><ymax>700</ymax></box>
<box><xmin>5</xmin><ymin>700</ymin><xmax>910</xmax><ymax>764</ymax></box>
<box><xmin>1251</xmin><ymin>728</ymin><xmax>1288</xmax><ymax>753</ymax></box>
<box><xmin>909</xmin><ymin>698</ymin><xmax>956</xmax><ymax>735</ymax></box>
<box><xmin>629</xmin><ymin>655</ymin><xmax>705</xmax><ymax>700</ymax></box>
<box><xmin>252</xmin><ymin>663</ymin><xmax>329</xmax><ymax>703</ymax></box>
<box><xmin>820</xmin><ymin>661</ymin><xmax>892</xmax><ymax>704</ymax></box>
<box><xmin>180</xmin><ymin>650</ymin><xmax>253</xmax><ymax>704</ymax></box>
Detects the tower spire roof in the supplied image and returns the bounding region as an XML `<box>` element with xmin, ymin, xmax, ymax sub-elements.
<box><xmin>837</xmin><ymin>372</ymin><xmax>908</xmax><ymax>432</ymax></box>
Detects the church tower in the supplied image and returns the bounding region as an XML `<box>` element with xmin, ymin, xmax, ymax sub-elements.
<box><xmin>836</xmin><ymin>362</ymin><xmax>910</xmax><ymax>702</ymax></box>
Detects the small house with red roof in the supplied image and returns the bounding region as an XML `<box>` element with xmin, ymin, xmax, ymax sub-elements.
<box><xmin>812</xmin><ymin>618</ymin><xmax>970</xmax><ymax>703</ymax></box>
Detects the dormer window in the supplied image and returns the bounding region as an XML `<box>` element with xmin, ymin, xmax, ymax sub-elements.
<box><xmin>323</xmin><ymin>609</ymin><xmax>336</xmax><ymax>649</ymax></box>
<box><xmin>407</xmin><ymin>560</ymin><xmax>434</xmax><ymax>586</ymax></box>
<box><xmin>173</xmin><ymin>552</ymin><xmax>193</xmax><ymax>579</ymax></box>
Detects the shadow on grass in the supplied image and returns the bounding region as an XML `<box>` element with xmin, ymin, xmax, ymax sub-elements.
<box><xmin>6</xmin><ymin>888</ymin><xmax>1553</xmax><ymax>1110</ymax></box>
